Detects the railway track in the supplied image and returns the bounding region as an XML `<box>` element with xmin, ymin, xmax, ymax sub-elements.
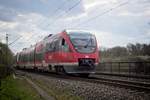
<box><xmin>88</xmin><ymin>76</ymin><xmax>150</xmax><ymax>92</ymax></box>
<box><xmin>16</xmin><ymin>69</ymin><xmax>150</xmax><ymax>92</ymax></box>
<box><xmin>95</xmin><ymin>72</ymin><xmax>150</xmax><ymax>79</ymax></box>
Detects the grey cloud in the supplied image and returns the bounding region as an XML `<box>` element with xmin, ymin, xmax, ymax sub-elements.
<box><xmin>0</xmin><ymin>6</ymin><xmax>18</xmax><ymax>22</ymax></box>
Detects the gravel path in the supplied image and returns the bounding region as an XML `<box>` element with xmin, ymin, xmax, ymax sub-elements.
<box><xmin>25</xmin><ymin>77</ymin><xmax>55</xmax><ymax>100</ymax></box>
<box><xmin>26</xmin><ymin>72</ymin><xmax>150</xmax><ymax>100</ymax></box>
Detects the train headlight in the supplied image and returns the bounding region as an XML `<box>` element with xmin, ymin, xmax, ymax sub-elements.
<box><xmin>85</xmin><ymin>55</ymin><xmax>89</xmax><ymax>58</ymax></box>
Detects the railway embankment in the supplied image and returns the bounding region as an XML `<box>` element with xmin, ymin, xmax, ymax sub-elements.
<box><xmin>17</xmin><ymin>70</ymin><xmax>150</xmax><ymax>100</ymax></box>
<box><xmin>15</xmin><ymin>70</ymin><xmax>83</xmax><ymax>100</ymax></box>
<box><xmin>0</xmin><ymin>74</ymin><xmax>43</xmax><ymax>100</ymax></box>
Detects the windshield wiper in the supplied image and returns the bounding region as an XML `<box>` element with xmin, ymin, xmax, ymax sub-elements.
<box><xmin>84</xmin><ymin>38</ymin><xmax>92</xmax><ymax>48</ymax></box>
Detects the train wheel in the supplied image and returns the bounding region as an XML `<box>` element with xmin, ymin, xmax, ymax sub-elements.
<box><xmin>60</xmin><ymin>66</ymin><xmax>65</xmax><ymax>73</ymax></box>
<box><xmin>16</xmin><ymin>66</ymin><xmax>20</xmax><ymax>69</ymax></box>
<box><xmin>55</xmin><ymin>66</ymin><xmax>66</xmax><ymax>74</ymax></box>
<box><xmin>34</xmin><ymin>67</ymin><xmax>38</xmax><ymax>72</ymax></box>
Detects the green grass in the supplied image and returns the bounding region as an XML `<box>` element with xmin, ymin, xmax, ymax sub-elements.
<box><xmin>0</xmin><ymin>75</ymin><xmax>43</xmax><ymax>100</ymax></box>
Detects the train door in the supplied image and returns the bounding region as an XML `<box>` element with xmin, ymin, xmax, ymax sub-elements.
<box><xmin>60</xmin><ymin>38</ymin><xmax>72</xmax><ymax>63</ymax></box>
<box><xmin>51</xmin><ymin>38</ymin><xmax>60</xmax><ymax>64</ymax></box>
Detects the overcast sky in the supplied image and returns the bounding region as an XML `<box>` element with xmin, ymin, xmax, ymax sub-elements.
<box><xmin>0</xmin><ymin>0</ymin><xmax>150</xmax><ymax>53</ymax></box>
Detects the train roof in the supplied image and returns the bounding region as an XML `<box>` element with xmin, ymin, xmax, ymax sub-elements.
<box><xmin>43</xmin><ymin>34</ymin><xmax>53</xmax><ymax>40</ymax></box>
<box><xmin>64</xmin><ymin>29</ymin><xmax>92</xmax><ymax>34</ymax></box>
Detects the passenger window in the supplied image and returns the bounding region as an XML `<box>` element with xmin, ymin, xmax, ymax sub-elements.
<box><xmin>46</xmin><ymin>42</ymin><xmax>54</xmax><ymax>52</ymax></box>
<box><xmin>54</xmin><ymin>40</ymin><xmax>59</xmax><ymax>51</ymax></box>
<box><xmin>46</xmin><ymin>39</ymin><xmax>59</xmax><ymax>52</ymax></box>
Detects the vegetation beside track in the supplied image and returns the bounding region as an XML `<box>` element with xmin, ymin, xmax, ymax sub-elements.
<box><xmin>100</xmin><ymin>43</ymin><xmax>150</xmax><ymax>62</ymax></box>
<box><xmin>0</xmin><ymin>42</ymin><xmax>14</xmax><ymax>79</ymax></box>
<box><xmin>0</xmin><ymin>65</ymin><xmax>13</xmax><ymax>79</ymax></box>
<box><xmin>0</xmin><ymin>42</ymin><xmax>14</xmax><ymax>65</ymax></box>
<box><xmin>0</xmin><ymin>75</ymin><xmax>43</xmax><ymax>100</ymax></box>
<box><xmin>1</xmin><ymin>42</ymin><xmax>41</xmax><ymax>100</ymax></box>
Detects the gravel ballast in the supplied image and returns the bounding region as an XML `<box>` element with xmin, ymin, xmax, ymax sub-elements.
<box><xmin>26</xmin><ymin>73</ymin><xmax>150</xmax><ymax>100</ymax></box>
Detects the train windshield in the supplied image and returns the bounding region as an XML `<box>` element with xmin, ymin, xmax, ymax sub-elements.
<box><xmin>68</xmin><ymin>32</ymin><xmax>96</xmax><ymax>53</ymax></box>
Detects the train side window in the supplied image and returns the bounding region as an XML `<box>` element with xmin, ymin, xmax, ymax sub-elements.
<box><xmin>46</xmin><ymin>42</ymin><xmax>53</xmax><ymax>52</ymax></box>
<box><xmin>54</xmin><ymin>40</ymin><xmax>59</xmax><ymax>51</ymax></box>
<box><xmin>51</xmin><ymin>41</ymin><xmax>55</xmax><ymax>51</ymax></box>
<box><xmin>46</xmin><ymin>40</ymin><xmax>57</xmax><ymax>52</ymax></box>
<box><xmin>62</xmin><ymin>38</ymin><xmax>69</xmax><ymax>52</ymax></box>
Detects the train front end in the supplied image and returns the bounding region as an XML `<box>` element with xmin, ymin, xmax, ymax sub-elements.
<box><xmin>62</xmin><ymin>30</ymin><xmax>99</xmax><ymax>76</ymax></box>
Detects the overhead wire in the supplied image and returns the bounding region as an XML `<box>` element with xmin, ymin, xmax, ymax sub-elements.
<box><xmin>74</xmin><ymin>1</ymin><xmax>129</xmax><ymax>27</ymax></box>
<box><xmin>25</xmin><ymin>1</ymin><xmax>69</xmax><ymax>43</ymax></box>
<box><xmin>51</xmin><ymin>0</ymin><xmax>68</xmax><ymax>17</ymax></box>
<box><xmin>20</xmin><ymin>0</ymin><xmax>82</xmax><ymax>50</ymax></box>
<box><xmin>10</xmin><ymin>0</ymin><xmax>68</xmax><ymax>48</ymax></box>
<box><xmin>15</xmin><ymin>0</ymin><xmax>81</xmax><ymax>45</ymax></box>
<box><xmin>12</xmin><ymin>0</ymin><xmax>129</xmax><ymax>47</ymax></box>
<box><xmin>45</xmin><ymin>0</ymin><xmax>82</xmax><ymax>28</ymax></box>
<box><xmin>11</xmin><ymin>0</ymin><xmax>130</xmax><ymax>52</ymax></box>
<box><xmin>24</xmin><ymin>0</ymin><xmax>73</xmax><ymax>43</ymax></box>
<box><xmin>9</xmin><ymin>36</ymin><xmax>22</xmax><ymax>46</ymax></box>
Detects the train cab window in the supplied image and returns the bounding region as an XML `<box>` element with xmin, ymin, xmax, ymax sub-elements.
<box><xmin>62</xmin><ymin>38</ymin><xmax>69</xmax><ymax>52</ymax></box>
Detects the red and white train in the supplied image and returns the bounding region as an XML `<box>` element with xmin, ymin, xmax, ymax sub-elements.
<box><xmin>15</xmin><ymin>30</ymin><xmax>99</xmax><ymax>76</ymax></box>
